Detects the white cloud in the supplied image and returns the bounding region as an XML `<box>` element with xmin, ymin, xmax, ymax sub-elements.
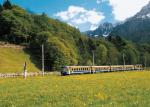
<box><xmin>54</xmin><ymin>5</ymin><xmax>105</xmax><ymax>31</ymax></box>
<box><xmin>97</xmin><ymin>0</ymin><xmax>108</xmax><ymax>4</ymax></box>
<box><xmin>108</xmin><ymin>0</ymin><xmax>150</xmax><ymax>21</ymax></box>
<box><xmin>96</xmin><ymin>0</ymin><xmax>101</xmax><ymax>4</ymax></box>
<box><xmin>90</xmin><ymin>24</ymin><xmax>99</xmax><ymax>30</ymax></box>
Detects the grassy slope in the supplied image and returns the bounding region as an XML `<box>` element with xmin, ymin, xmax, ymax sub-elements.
<box><xmin>0</xmin><ymin>71</ymin><xmax>150</xmax><ymax>107</ymax></box>
<box><xmin>0</xmin><ymin>47</ymin><xmax>40</xmax><ymax>73</ymax></box>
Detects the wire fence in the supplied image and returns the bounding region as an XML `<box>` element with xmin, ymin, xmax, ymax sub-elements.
<box><xmin>0</xmin><ymin>72</ymin><xmax>60</xmax><ymax>78</ymax></box>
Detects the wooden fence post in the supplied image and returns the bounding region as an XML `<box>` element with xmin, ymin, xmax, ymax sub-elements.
<box><xmin>24</xmin><ymin>61</ymin><xmax>27</xmax><ymax>79</ymax></box>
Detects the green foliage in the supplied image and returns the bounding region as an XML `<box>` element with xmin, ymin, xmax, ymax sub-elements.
<box><xmin>139</xmin><ymin>43</ymin><xmax>150</xmax><ymax>67</ymax></box>
<box><xmin>95</xmin><ymin>44</ymin><xmax>108</xmax><ymax>65</ymax></box>
<box><xmin>30</xmin><ymin>31</ymin><xmax>78</xmax><ymax>71</ymax></box>
<box><xmin>46</xmin><ymin>36</ymin><xmax>78</xmax><ymax>70</ymax></box>
<box><xmin>0</xmin><ymin>7</ymin><xmax>32</xmax><ymax>44</ymax></box>
<box><xmin>36</xmin><ymin>31</ymin><xmax>50</xmax><ymax>44</ymax></box>
<box><xmin>108</xmin><ymin>35</ymin><xmax>126</xmax><ymax>51</ymax></box>
<box><xmin>88</xmin><ymin>38</ymin><xmax>96</xmax><ymax>51</ymax></box>
<box><xmin>143</xmin><ymin>52</ymin><xmax>150</xmax><ymax>67</ymax></box>
<box><xmin>0</xmin><ymin>4</ymin><xmax>3</xmax><ymax>12</ymax></box>
<box><xmin>121</xmin><ymin>46</ymin><xmax>138</xmax><ymax>65</ymax></box>
<box><xmin>107</xmin><ymin>46</ymin><xmax>119</xmax><ymax>65</ymax></box>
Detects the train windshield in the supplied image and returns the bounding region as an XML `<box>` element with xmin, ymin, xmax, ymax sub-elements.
<box><xmin>62</xmin><ymin>66</ymin><xmax>69</xmax><ymax>72</ymax></box>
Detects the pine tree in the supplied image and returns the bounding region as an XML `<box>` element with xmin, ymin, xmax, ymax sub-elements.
<box><xmin>42</xmin><ymin>12</ymin><xmax>47</xmax><ymax>17</ymax></box>
<box><xmin>0</xmin><ymin>4</ymin><xmax>3</xmax><ymax>12</ymax></box>
<box><xmin>3</xmin><ymin>0</ymin><xmax>12</xmax><ymax>10</ymax></box>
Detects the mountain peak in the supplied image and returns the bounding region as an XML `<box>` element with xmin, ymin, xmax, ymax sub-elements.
<box><xmin>110</xmin><ymin>1</ymin><xmax>150</xmax><ymax>43</ymax></box>
<box><xmin>85</xmin><ymin>22</ymin><xmax>113</xmax><ymax>37</ymax></box>
<box><xmin>134</xmin><ymin>1</ymin><xmax>150</xmax><ymax>19</ymax></box>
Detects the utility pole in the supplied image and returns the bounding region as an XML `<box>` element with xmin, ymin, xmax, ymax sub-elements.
<box><xmin>123</xmin><ymin>53</ymin><xmax>125</xmax><ymax>66</ymax></box>
<box><xmin>123</xmin><ymin>53</ymin><xmax>125</xmax><ymax>71</ymax></box>
<box><xmin>92</xmin><ymin>50</ymin><xmax>95</xmax><ymax>66</ymax></box>
<box><xmin>144</xmin><ymin>55</ymin><xmax>147</xmax><ymax>68</ymax></box>
<box><xmin>42</xmin><ymin>44</ymin><xmax>44</xmax><ymax>76</ymax></box>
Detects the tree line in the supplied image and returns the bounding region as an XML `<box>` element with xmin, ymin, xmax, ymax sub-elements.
<box><xmin>0</xmin><ymin>0</ymin><xmax>149</xmax><ymax>71</ymax></box>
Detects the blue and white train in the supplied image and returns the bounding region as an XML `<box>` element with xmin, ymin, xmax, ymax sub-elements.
<box><xmin>61</xmin><ymin>65</ymin><xmax>143</xmax><ymax>75</ymax></box>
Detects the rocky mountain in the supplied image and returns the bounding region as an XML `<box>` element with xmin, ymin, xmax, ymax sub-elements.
<box><xmin>134</xmin><ymin>2</ymin><xmax>150</xmax><ymax>19</ymax></box>
<box><xmin>110</xmin><ymin>1</ymin><xmax>150</xmax><ymax>44</ymax></box>
<box><xmin>85</xmin><ymin>22</ymin><xmax>113</xmax><ymax>37</ymax></box>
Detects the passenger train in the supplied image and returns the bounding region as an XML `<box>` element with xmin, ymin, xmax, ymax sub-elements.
<box><xmin>61</xmin><ymin>65</ymin><xmax>143</xmax><ymax>75</ymax></box>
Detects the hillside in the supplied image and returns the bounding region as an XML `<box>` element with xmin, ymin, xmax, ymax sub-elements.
<box><xmin>0</xmin><ymin>43</ymin><xmax>40</xmax><ymax>73</ymax></box>
<box><xmin>0</xmin><ymin>1</ymin><xmax>84</xmax><ymax>71</ymax></box>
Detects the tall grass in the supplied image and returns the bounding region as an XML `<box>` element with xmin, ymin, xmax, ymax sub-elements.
<box><xmin>0</xmin><ymin>71</ymin><xmax>150</xmax><ymax>107</ymax></box>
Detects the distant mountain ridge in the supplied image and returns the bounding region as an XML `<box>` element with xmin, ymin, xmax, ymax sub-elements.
<box><xmin>85</xmin><ymin>22</ymin><xmax>113</xmax><ymax>37</ymax></box>
<box><xmin>110</xmin><ymin>1</ymin><xmax>150</xmax><ymax>44</ymax></box>
<box><xmin>134</xmin><ymin>1</ymin><xmax>150</xmax><ymax>19</ymax></box>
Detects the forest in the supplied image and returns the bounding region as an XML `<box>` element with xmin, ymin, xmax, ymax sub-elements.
<box><xmin>0</xmin><ymin>0</ymin><xmax>150</xmax><ymax>71</ymax></box>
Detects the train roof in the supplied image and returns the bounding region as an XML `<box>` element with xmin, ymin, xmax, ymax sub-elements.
<box><xmin>64</xmin><ymin>65</ymin><xmax>142</xmax><ymax>68</ymax></box>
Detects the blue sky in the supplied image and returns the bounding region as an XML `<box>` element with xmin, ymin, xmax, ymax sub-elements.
<box><xmin>0</xmin><ymin>0</ymin><xmax>149</xmax><ymax>31</ymax></box>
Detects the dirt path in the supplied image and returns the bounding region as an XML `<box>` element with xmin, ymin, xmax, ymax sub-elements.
<box><xmin>0</xmin><ymin>42</ymin><xmax>26</xmax><ymax>49</ymax></box>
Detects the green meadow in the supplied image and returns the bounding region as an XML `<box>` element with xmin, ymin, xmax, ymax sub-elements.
<box><xmin>0</xmin><ymin>47</ymin><xmax>40</xmax><ymax>73</ymax></box>
<box><xmin>0</xmin><ymin>71</ymin><xmax>150</xmax><ymax>107</ymax></box>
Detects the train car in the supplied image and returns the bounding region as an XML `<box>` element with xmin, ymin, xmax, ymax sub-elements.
<box><xmin>61</xmin><ymin>66</ymin><xmax>92</xmax><ymax>75</ymax></box>
<box><xmin>61</xmin><ymin>65</ymin><xmax>143</xmax><ymax>76</ymax></box>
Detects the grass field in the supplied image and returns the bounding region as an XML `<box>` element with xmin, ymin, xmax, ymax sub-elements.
<box><xmin>0</xmin><ymin>71</ymin><xmax>150</xmax><ymax>107</ymax></box>
<box><xmin>0</xmin><ymin>47</ymin><xmax>40</xmax><ymax>73</ymax></box>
